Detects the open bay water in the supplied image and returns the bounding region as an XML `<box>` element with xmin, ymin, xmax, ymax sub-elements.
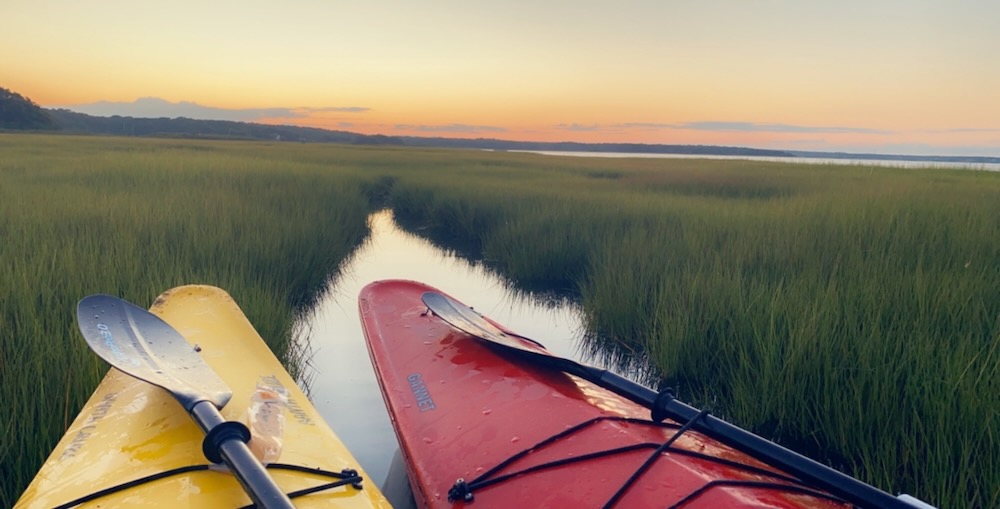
<box><xmin>514</xmin><ymin>150</ymin><xmax>1000</xmax><ymax>171</ymax></box>
<box><xmin>293</xmin><ymin>210</ymin><xmax>591</xmax><ymax>488</ymax></box>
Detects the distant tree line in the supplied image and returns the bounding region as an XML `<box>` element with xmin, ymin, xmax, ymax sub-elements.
<box><xmin>398</xmin><ymin>136</ymin><xmax>796</xmax><ymax>157</ymax></box>
<box><xmin>0</xmin><ymin>85</ymin><xmax>403</xmax><ymax>144</ymax></box>
<box><xmin>0</xmin><ymin>87</ymin><xmax>58</xmax><ymax>130</ymax></box>
<box><xmin>45</xmin><ymin>108</ymin><xmax>403</xmax><ymax>144</ymax></box>
<box><xmin>0</xmin><ymin>86</ymin><xmax>793</xmax><ymax>156</ymax></box>
<box><xmin>4</xmin><ymin>86</ymin><xmax>997</xmax><ymax>163</ymax></box>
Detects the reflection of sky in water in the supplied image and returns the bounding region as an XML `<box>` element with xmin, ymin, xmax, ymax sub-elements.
<box><xmin>295</xmin><ymin>210</ymin><xmax>587</xmax><ymax>486</ymax></box>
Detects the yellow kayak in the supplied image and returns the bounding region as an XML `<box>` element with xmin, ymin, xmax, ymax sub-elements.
<box><xmin>16</xmin><ymin>285</ymin><xmax>391</xmax><ymax>508</ymax></box>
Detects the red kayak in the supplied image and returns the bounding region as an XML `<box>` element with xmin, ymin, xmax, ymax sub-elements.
<box><xmin>359</xmin><ymin>279</ymin><xmax>918</xmax><ymax>509</ymax></box>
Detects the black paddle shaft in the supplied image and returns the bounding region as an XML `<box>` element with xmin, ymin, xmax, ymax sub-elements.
<box><xmin>78</xmin><ymin>294</ymin><xmax>295</xmax><ymax>509</ymax></box>
<box><xmin>190</xmin><ymin>401</ymin><xmax>296</xmax><ymax>509</ymax></box>
<box><xmin>593</xmin><ymin>369</ymin><xmax>914</xmax><ymax>509</ymax></box>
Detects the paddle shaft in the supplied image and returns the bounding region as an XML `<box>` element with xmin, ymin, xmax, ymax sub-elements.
<box><xmin>592</xmin><ymin>368</ymin><xmax>913</xmax><ymax>509</ymax></box>
<box><xmin>191</xmin><ymin>401</ymin><xmax>295</xmax><ymax>509</ymax></box>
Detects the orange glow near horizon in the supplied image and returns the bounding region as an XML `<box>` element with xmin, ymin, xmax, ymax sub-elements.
<box><xmin>4</xmin><ymin>1</ymin><xmax>999</xmax><ymax>156</ymax></box>
<box><xmin>250</xmin><ymin>112</ymin><xmax>1000</xmax><ymax>156</ymax></box>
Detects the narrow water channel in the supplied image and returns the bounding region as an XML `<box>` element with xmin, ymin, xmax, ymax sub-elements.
<box><xmin>293</xmin><ymin>210</ymin><xmax>589</xmax><ymax>487</ymax></box>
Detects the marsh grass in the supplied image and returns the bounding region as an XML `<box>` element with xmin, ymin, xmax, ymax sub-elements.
<box><xmin>0</xmin><ymin>134</ymin><xmax>373</xmax><ymax>505</ymax></box>
<box><xmin>378</xmin><ymin>152</ymin><xmax>999</xmax><ymax>508</ymax></box>
<box><xmin>3</xmin><ymin>137</ymin><xmax>997</xmax><ymax>507</ymax></box>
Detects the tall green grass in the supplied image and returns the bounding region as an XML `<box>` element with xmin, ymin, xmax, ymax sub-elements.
<box><xmin>4</xmin><ymin>136</ymin><xmax>997</xmax><ymax>507</ymax></box>
<box><xmin>376</xmin><ymin>152</ymin><xmax>999</xmax><ymax>508</ymax></box>
<box><xmin>0</xmin><ymin>134</ymin><xmax>373</xmax><ymax>506</ymax></box>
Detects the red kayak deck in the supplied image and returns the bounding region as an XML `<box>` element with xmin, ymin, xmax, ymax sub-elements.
<box><xmin>360</xmin><ymin>280</ymin><xmax>849</xmax><ymax>508</ymax></box>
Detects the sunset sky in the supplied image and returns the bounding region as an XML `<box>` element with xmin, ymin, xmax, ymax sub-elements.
<box><xmin>4</xmin><ymin>0</ymin><xmax>999</xmax><ymax>156</ymax></box>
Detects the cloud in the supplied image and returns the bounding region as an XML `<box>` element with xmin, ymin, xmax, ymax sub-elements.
<box><xmin>616</xmin><ymin>122</ymin><xmax>678</xmax><ymax>130</ymax></box>
<box><xmin>678</xmin><ymin>121</ymin><xmax>891</xmax><ymax>134</ymax></box>
<box><xmin>394</xmin><ymin>123</ymin><xmax>507</xmax><ymax>133</ymax></box>
<box><xmin>555</xmin><ymin>123</ymin><xmax>604</xmax><ymax>132</ymax></box>
<box><xmin>300</xmin><ymin>106</ymin><xmax>371</xmax><ymax>113</ymax></box>
<box><xmin>54</xmin><ymin>97</ymin><xmax>369</xmax><ymax>122</ymax></box>
<box><xmin>557</xmin><ymin>121</ymin><xmax>892</xmax><ymax>135</ymax></box>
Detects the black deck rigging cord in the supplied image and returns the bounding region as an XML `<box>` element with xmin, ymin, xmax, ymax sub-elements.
<box><xmin>445</xmin><ymin>414</ymin><xmax>849</xmax><ymax>508</ymax></box>
<box><xmin>601</xmin><ymin>409</ymin><xmax>711</xmax><ymax>508</ymax></box>
<box><xmin>50</xmin><ymin>463</ymin><xmax>363</xmax><ymax>509</ymax></box>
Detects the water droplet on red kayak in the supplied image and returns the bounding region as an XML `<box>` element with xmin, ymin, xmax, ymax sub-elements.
<box><xmin>510</xmin><ymin>436</ymin><xmax>520</xmax><ymax>443</ymax></box>
<box><xmin>422</xmin><ymin>437</ymin><xmax>433</xmax><ymax>444</ymax></box>
<box><xmin>482</xmin><ymin>408</ymin><xmax>492</xmax><ymax>415</ymax></box>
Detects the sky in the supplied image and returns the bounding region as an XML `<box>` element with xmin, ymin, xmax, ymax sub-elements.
<box><xmin>3</xmin><ymin>0</ymin><xmax>1000</xmax><ymax>156</ymax></box>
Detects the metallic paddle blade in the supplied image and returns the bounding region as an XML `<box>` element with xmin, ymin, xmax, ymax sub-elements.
<box><xmin>421</xmin><ymin>292</ymin><xmax>546</xmax><ymax>354</ymax></box>
<box><xmin>77</xmin><ymin>294</ymin><xmax>232</xmax><ymax>410</ymax></box>
<box><xmin>422</xmin><ymin>291</ymin><xmax>612</xmax><ymax>386</ymax></box>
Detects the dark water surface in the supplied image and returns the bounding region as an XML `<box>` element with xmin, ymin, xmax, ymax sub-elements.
<box><xmin>294</xmin><ymin>210</ymin><xmax>589</xmax><ymax>488</ymax></box>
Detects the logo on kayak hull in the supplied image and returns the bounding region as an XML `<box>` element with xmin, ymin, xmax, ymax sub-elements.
<box><xmin>259</xmin><ymin>375</ymin><xmax>314</xmax><ymax>426</ymax></box>
<box><xmin>407</xmin><ymin>373</ymin><xmax>437</xmax><ymax>412</ymax></box>
<box><xmin>60</xmin><ymin>392</ymin><xmax>119</xmax><ymax>460</ymax></box>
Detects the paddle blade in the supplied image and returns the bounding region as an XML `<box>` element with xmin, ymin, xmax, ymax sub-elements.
<box><xmin>421</xmin><ymin>292</ymin><xmax>540</xmax><ymax>352</ymax></box>
<box><xmin>77</xmin><ymin>294</ymin><xmax>232</xmax><ymax>410</ymax></box>
<box><xmin>421</xmin><ymin>291</ymin><xmax>592</xmax><ymax>373</ymax></box>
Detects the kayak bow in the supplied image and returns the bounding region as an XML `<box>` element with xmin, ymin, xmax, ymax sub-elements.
<box><xmin>360</xmin><ymin>279</ymin><xmax>930</xmax><ymax>509</ymax></box>
<box><xmin>17</xmin><ymin>285</ymin><xmax>391</xmax><ymax>509</ymax></box>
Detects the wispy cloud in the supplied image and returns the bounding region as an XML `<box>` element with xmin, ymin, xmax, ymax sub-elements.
<box><xmin>616</xmin><ymin>122</ymin><xmax>677</xmax><ymax>130</ymax></box>
<box><xmin>394</xmin><ymin>123</ymin><xmax>507</xmax><ymax>134</ymax></box>
<box><xmin>677</xmin><ymin>121</ymin><xmax>891</xmax><ymax>134</ymax></box>
<box><xmin>300</xmin><ymin>106</ymin><xmax>371</xmax><ymax>114</ymax></box>
<box><xmin>556</xmin><ymin>121</ymin><xmax>892</xmax><ymax>135</ymax></box>
<box><xmin>555</xmin><ymin>123</ymin><xmax>604</xmax><ymax>132</ymax></box>
<box><xmin>53</xmin><ymin>97</ymin><xmax>370</xmax><ymax>122</ymax></box>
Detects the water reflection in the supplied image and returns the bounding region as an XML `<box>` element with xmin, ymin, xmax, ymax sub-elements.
<box><xmin>294</xmin><ymin>210</ymin><xmax>587</xmax><ymax>486</ymax></box>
